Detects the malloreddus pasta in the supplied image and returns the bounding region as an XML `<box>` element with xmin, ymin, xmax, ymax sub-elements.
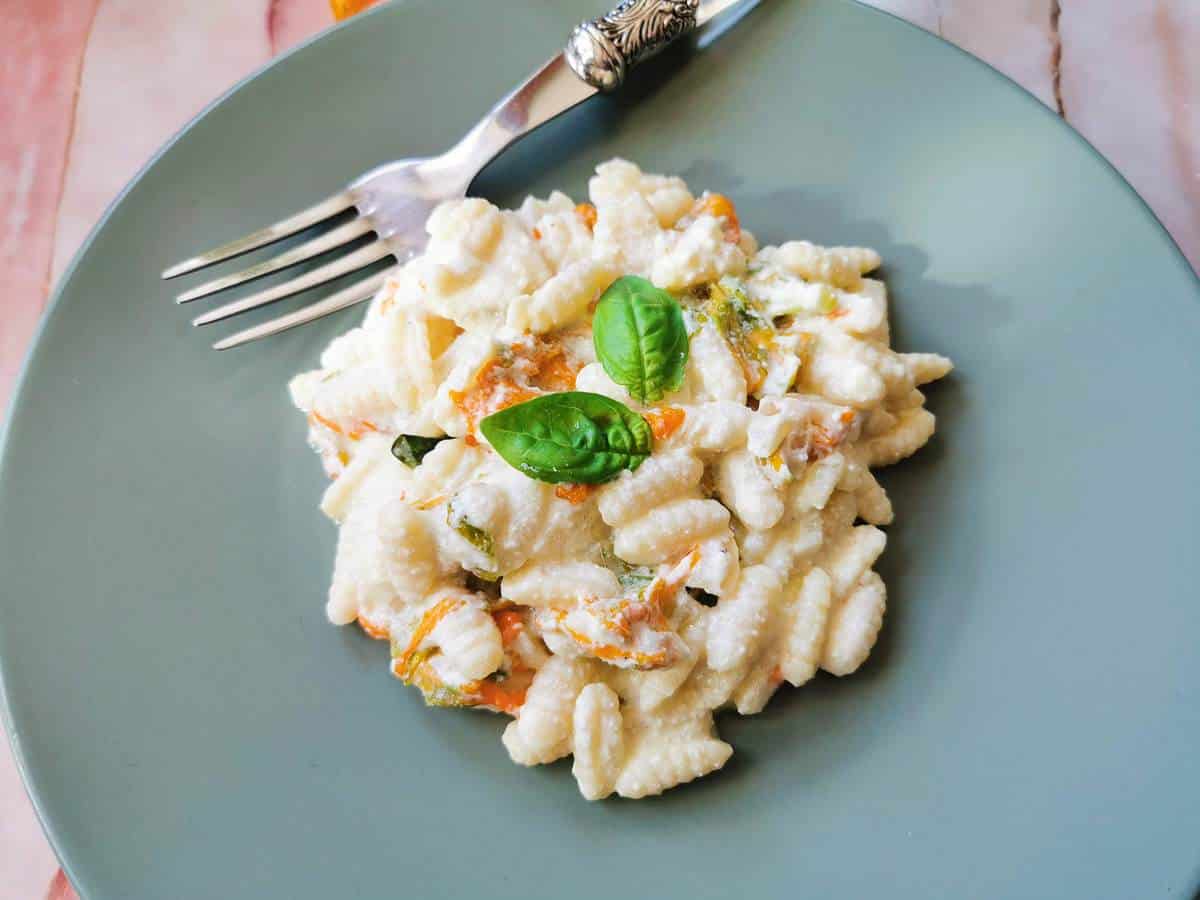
<box><xmin>290</xmin><ymin>159</ymin><xmax>952</xmax><ymax>799</ymax></box>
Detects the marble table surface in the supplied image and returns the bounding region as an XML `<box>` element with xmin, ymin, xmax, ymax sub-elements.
<box><xmin>1</xmin><ymin>1</ymin><xmax>1197</xmax><ymax>896</ymax></box>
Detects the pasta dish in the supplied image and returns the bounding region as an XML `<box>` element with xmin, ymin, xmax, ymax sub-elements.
<box><xmin>289</xmin><ymin>160</ymin><xmax>952</xmax><ymax>798</ymax></box>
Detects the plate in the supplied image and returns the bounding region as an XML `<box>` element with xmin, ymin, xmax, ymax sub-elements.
<box><xmin>3</xmin><ymin>1</ymin><xmax>1199</xmax><ymax>897</ymax></box>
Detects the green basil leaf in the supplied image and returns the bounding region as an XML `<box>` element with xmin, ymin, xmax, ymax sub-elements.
<box><xmin>391</xmin><ymin>434</ymin><xmax>448</xmax><ymax>467</ymax></box>
<box><xmin>479</xmin><ymin>391</ymin><xmax>652</xmax><ymax>484</ymax></box>
<box><xmin>593</xmin><ymin>275</ymin><xmax>689</xmax><ymax>405</ymax></box>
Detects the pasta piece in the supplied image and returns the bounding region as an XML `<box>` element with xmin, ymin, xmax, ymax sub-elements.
<box><xmin>773</xmin><ymin>240</ymin><xmax>881</xmax><ymax>290</ymax></box>
<box><xmin>863</xmin><ymin>408</ymin><xmax>897</xmax><ymax>438</ymax></box>
<box><xmin>613</xmin><ymin>609</ymin><xmax>707</xmax><ymax>711</ymax></box>
<box><xmin>371</xmin><ymin>303</ymin><xmax>443</xmax><ymax>414</ymax></box>
<box><xmin>305</xmin><ymin>364</ymin><xmax>396</xmax><ymax>429</ymax></box>
<box><xmin>572</xmin><ymin>683</ymin><xmax>625</xmax><ymax>800</ymax></box>
<box><xmin>438</xmin><ymin>458</ymin><xmax>594</xmax><ymax>577</ymax></box>
<box><xmin>759</xmin><ymin>346</ymin><xmax>802</xmax><ymax>397</ymax></box>
<box><xmin>790</xmin><ymin>453</ymin><xmax>846</xmax><ymax>511</ymax></box>
<box><xmin>730</xmin><ymin>599</ymin><xmax>789</xmax><ymax>715</ymax></box>
<box><xmin>746</xmin><ymin>404</ymin><xmax>796</xmax><ymax>459</ymax></box>
<box><xmin>514</xmin><ymin>191</ymin><xmax>595</xmax><ymax>269</ymax></box>
<box><xmin>651</xmin><ymin>215</ymin><xmax>747</xmax><ymax>291</ymax></box>
<box><xmin>404</xmin><ymin>438</ymin><xmax>488</xmax><ymax>508</ymax></box>
<box><xmin>823</xmin><ymin>278</ymin><xmax>888</xmax><ymax>337</ymax></box>
<box><xmin>503</xmin><ymin>656</ymin><xmax>598</xmax><ymax>766</ymax></box>
<box><xmin>739</xmin><ymin>510</ymin><xmax>823</xmax><ymax>578</ymax></box>
<box><xmin>822</xmin><ymin>571</ymin><xmax>886</xmax><ymax>676</ymax></box>
<box><xmin>862</xmin><ymin>408</ymin><xmax>937</xmax><ymax>466</ymax></box>
<box><xmin>747</xmin><ymin>395</ymin><xmax>857</xmax><ymax>460</ymax></box>
<box><xmin>318</xmin><ymin>325</ymin><xmax>372</xmax><ymax>370</ymax></box>
<box><xmin>902</xmin><ymin>351</ymin><xmax>954</xmax><ymax>385</ymax></box>
<box><xmin>534</xmin><ymin>598</ymin><xmax>687</xmax><ymax>670</ymax></box>
<box><xmin>817</xmin><ymin>329</ymin><xmax>916</xmax><ymax>398</ymax></box>
<box><xmin>589</xmin><ymin>158</ymin><xmax>694</xmax><ymax>229</ymax></box>
<box><xmin>686</xmin><ymin>535</ymin><xmax>740</xmax><ymax>598</ymax></box>
<box><xmin>688</xmin><ymin>323</ymin><xmax>748</xmax><ymax>403</ymax></box>
<box><xmin>730</xmin><ymin>659</ymin><xmax>779</xmax><ymax>716</ymax></box>
<box><xmin>823</xmin><ymin>525</ymin><xmax>887</xmax><ymax>598</ymax></box>
<box><xmin>327</xmin><ymin>497</ymin><xmax>439</xmax><ymax>626</ymax></box>
<box><xmin>318</xmin><ymin>434</ymin><xmax>392</xmax><ymax>523</ymax></box>
<box><xmin>613</xmin><ymin>498</ymin><xmax>730</xmax><ymax>566</ymax></box>
<box><xmin>664</xmin><ymin>401</ymin><xmax>751</xmax><ymax>452</ymax></box>
<box><xmin>724</xmin><ymin>564</ymin><xmax>820</xmax><ymax>720</ymax></box>
<box><xmin>501</xmin><ymin>561</ymin><xmax>621</xmax><ymax>607</ymax></box>
<box><xmin>615</xmin><ymin>733</ymin><xmax>733</xmax><ymax>799</ymax></box>
<box><xmin>779</xmin><ymin>567</ymin><xmax>833</xmax><ymax>686</ymax></box>
<box><xmin>893</xmin><ymin>387</ymin><xmax>928</xmax><ymax>410</ymax></box>
<box><xmin>803</xmin><ymin>336</ymin><xmax>886</xmax><ymax>408</ymax></box>
<box><xmin>591</xmin><ymin>190</ymin><xmax>664</xmax><ymax>276</ymax></box>
<box><xmin>859</xmin><ymin>278</ymin><xmax>891</xmax><ymax>344</ymax></box>
<box><xmin>429</xmin><ymin>604</ymin><xmax>504</xmax><ymax>685</ymax></box>
<box><xmin>597</xmin><ymin>451</ymin><xmax>703</xmax><ymax>528</ymax></box>
<box><xmin>853</xmin><ymin>469</ymin><xmax>894</xmax><ymax>526</ymax></box>
<box><xmin>404</xmin><ymin>198</ymin><xmax>554</xmax><ymax>330</ymax></box>
<box><xmin>707</xmin><ymin>565</ymin><xmax>782</xmax><ymax>671</ymax></box>
<box><xmin>668</xmin><ymin>652</ymin><xmax>747</xmax><ymax>713</ymax></box>
<box><xmin>505</xmin><ymin>260</ymin><xmax>615</xmax><ymax>334</ymax></box>
<box><xmin>715</xmin><ymin>449</ymin><xmax>787</xmax><ymax>531</ymax></box>
<box><xmin>820</xmin><ymin>490</ymin><xmax>860</xmax><ymax>534</ymax></box>
<box><xmin>513</xmin><ymin>189</ymin><xmax>574</xmax><ymax>227</ymax></box>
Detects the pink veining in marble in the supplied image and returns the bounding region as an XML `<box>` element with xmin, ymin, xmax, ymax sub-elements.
<box><xmin>271</xmin><ymin>0</ymin><xmax>336</xmax><ymax>53</ymax></box>
<box><xmin>870</xmin><ymin>0</ymin><xmax>1057</xmax><ymax>106</ymax></box>
<box><xmin>54</xmin><ymin>0</ymin><xmax>283</xmax><ymax>280</ymax></box>
<box><xmin>3</xmin><ymin>8</ymin><xmax>335</xmax><ymax>896</ymax></box>
<box><xmin>1156</xmin><ymin>4</ymin><xmax>1200</xmax><ymax>259</ymax></box>
<box><xmin>0</xmin><ymin>1</ymin><xmax>100</xmax><ymax>426</ymax></box>
<box><xmin>873</xmin><ymin>0</ymin><xmax>1200</xmax><ymax>272</ymax></box>
<box><xmin>1058</xmin><ymin>0</ymin><xmax>1200</xmax><ymax>272</ymax></box>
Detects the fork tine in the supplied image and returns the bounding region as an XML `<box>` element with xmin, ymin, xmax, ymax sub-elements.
<box><xmin>175</xmin><ymin>217</ymin><xmax>374</xmax><ymax>304</ymax></box>
<box><xmin>191</xmin><ymin>241</ymin><xmax>392</xmax><ymax>326</ymax></box>
<box><xmin>212</xmin><ymin>267</ymin><xmax>396</xmax><ymax>350</ymax></box>
<box><xmin>162</xmin><ymin>191</ymin><xmax>355</xmax><ymax>279</ymax></box>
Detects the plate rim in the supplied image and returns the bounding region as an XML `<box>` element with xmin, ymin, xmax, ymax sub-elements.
<box><xmin>1</xmin><ymin>0</ymin><xmax>1197</xmax><ymax>890</ymax></box>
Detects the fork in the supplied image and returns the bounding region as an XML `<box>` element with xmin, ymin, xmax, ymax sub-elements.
<box><xmin>163</xmin><ymin>0</ymin><xmax>751</xmax><ymax>349</ymax></box>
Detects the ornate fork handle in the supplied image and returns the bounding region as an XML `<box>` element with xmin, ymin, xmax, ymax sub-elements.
<box><xmin>566</xmin><ymin>0</ymin><xmax>701</xmax><ymax>91</ymax></box>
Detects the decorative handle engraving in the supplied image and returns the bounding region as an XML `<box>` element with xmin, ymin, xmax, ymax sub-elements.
<box><xmin>565</xmin><ymin>0</ymin><xmax>701</xmax><ymax>91</ymax></box>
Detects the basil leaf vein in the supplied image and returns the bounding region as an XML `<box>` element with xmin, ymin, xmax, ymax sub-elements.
<box><xmin>593</xmin><ymin>275</ymin><xmax>689</xmax><ymax>405</ymax></box>
<box><xmin>479</xmin><ymin>391</ymin><xmax>652</xmax><ymax>484</ymax></box>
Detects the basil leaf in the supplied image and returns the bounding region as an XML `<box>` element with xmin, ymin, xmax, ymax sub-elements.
<box><xmin>593</xmin><ymin>275</ymin><xmax>689</xmax><ymax>405</ymax></box>
<box><xmin>391</xmin><ymin>434</ymin><xmax>448</xmax><ymax>467</ymax></box>
<box><xmin>479</xmin><ymin>391</ymin><xmax>652</xmax><ymax>484</ymax></box>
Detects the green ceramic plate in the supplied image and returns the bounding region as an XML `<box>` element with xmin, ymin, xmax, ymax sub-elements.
<box><xmin>3</xmin><ymin>1</ymin><xmax>1199</xmax><ymax>897</ymax></box>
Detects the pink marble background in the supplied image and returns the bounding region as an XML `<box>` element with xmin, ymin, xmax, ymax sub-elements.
<box><xmin>1</xmin><ymin>1</ymin><xmax>1197</xmax><ymax>896</ymax></box>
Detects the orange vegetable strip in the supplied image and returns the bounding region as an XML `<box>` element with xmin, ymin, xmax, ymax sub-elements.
<box><xmin>357</xmin><ymin>615</ymin><xmax>390</xmax><ymax>641</ymax></box>
<box><xmin>644</xmin><ymin>407</ymin><xmax>686</xmax><ymax>442</ymax></box>
<box><xmin>471</xmin><ymin>678</ymin><xmax>528</xmax><ymax>714</ymax></box>
<box><xmin>492</xmin><ymin>609</ymin><xmax>524</xmax><ymax>645</ymax></box>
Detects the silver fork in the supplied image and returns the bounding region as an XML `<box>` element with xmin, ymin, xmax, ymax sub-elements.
<box><xmin>163</xmin><ymin>0</ymin><xmax>751</xmax><ymax>349</ymax></box>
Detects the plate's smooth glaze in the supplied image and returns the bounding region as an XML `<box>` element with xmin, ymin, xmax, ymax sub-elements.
<box><xmin>3</xmin><ymin>1</ymin><xmax>1199</xmax><ymax>897</ymax></box>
